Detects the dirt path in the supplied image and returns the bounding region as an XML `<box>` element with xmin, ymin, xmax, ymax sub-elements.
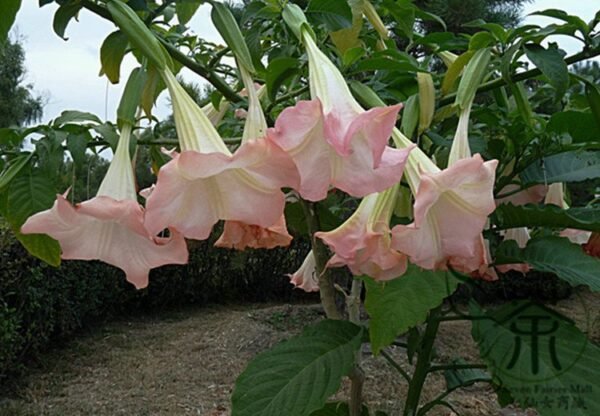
<box><xmin>1</xmin><ymin>291</ymin><xmax>598</xmax><ymax>416</ymax></box>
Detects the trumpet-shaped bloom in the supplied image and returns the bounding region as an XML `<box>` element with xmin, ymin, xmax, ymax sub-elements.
<box><xmin>289</xmin><ymin>250</ymin><xmax>320</xmax><ymax>292</ymax></box>
<box><xmin>268</xmin><ymin>32</ymin><xmax>411</xmax><ymax>201</ymax></box>
<box><xmin>315</xmin><ymin>185</ymin><xmax>407</xmax><ymax>280</ymax></box>
<box><xmin>21</xmin><ymin>124</ymin><xmax>188</xmax><ymax>289</ymax></box>
<box><xmin>215</xmin><ymin>67</ymin><xmax>294</xmax><ymax>250</ymax></box>
<box><xmin>391</xmin><ymin>155</ymin><xmax>498</xmax><ymax>273</ymax></box>
<box><xmin>144</xmin><ymin>69</ymin><xmax>299</xmax><ymax>240</ymax></box>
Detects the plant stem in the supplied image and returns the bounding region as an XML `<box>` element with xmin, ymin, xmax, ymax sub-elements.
<box><xmin>439</xmin><ymin>45</ymin><xmax>600</xmax><ymax>105</ymax></box>
<box><xmin>428</xmin><ymin>363</ymin><xmax>487</xmax><ymax>372</ymax></box>
<box><xmin>79</xmin><ymin>0</ymin><xmax>242</xmax><ymax>103</ymax></box>
<box><xmin>380</xmin><ymin>349</ymin><xmax>411</xmax><ymax>383</ymax></box>
<box><xmin>347</xmin><ymin>279</ymin><xmax>364</xmax><ymax>416</ymax></box>
<box><xmin>403</xmin><ymin>306</ymin><xmax>442</xmax><ymax>416</ymax></box>
<box><xmin>299</xmin><ymin>198</ymin><xmax>342</xmax><ymax>320</ymax></box>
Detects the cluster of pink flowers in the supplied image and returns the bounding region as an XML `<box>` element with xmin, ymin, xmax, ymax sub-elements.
<box><xmin>29</xmin><ymin>26</ymin><xmax>592</xmax><ymax>292</ymax></box>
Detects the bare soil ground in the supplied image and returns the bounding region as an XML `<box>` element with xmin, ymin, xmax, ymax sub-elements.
<box><xmin>1</xmin><ymin>290</ymin><xmax>598</xmax><ymax>416</ymax></box>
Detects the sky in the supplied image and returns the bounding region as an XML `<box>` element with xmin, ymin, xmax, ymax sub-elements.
<box><xmin>11</xmin><ymin>0</ymin><xmax>600</xmax><ymax>126</ymax></box>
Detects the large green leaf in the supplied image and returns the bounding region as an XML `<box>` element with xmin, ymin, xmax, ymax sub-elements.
<box><xmin>306</xmin><ymin>0</ymin><xmax>353</xmax><ymax>32</ymax></box>
<box><xmin>547</xmin><ymin>111</ymin><xmax>600</xmax><ymax>143</ymax></box>
<box><xmin>211</xmin><ymin>2</ymin><xmax>255</xmax><ymax>73</ymax></box>
<box><xmin>363</xmin><ymin>266</ymin><xmax>460</xmax><ymax>354</ymax></box>
<box><xmin>520</xmin><ymin>151</ymin><xmax>600</xmax><ymax>184</ymax></box>
<box><xmin>0</xmin><ymin>153</ymin><xmax>33</xmax><ymax>190</ymax></box>
<box><xmin>266</xmin><ymin>57</ymin><xmax>301</xmax><ymax>101</ymax></box>
<box><xmin>0</xmin><ymin>0</ymin><xmax>21</xmax><ymax>42</ymax></box>
<box><xmin>232</xmin><ymin>320</ymin><xmax>363</xmax><ymax>416</ymax></box>
<box><xmin>523</xmin><ymin>43</ymin><xmax>569</xmax><ymax>99</ymax></box>
<box><xmin>493</xmin><ymin>203</ymin><xmax>600</xmax><ymax>232</ymax></box>
<box><xmin>495</xmin><ymin>237</ymin><xmax>600</xmax><ymax>291</ymax></box>
<box><xmin>472</xmin><ymin>301</ymin><xmax>600</xmax><ymax>415</ymax></box>
<box><xmin>52</xmin><ymin>0</ymin><xmax>82</xmax><ymax>40</ymax></box>
<box><xmin>100</xmin><ymin>30</ymin><xmax>129</xmax><ymax>84</ymax></box>
<box><xmin>2</xmin><ymin>172</ymin><xmax>61</xmax><ymax>266</ymax></box>
<box><xmin>53</xmin><ymin>110</ymin><xmax>101</xmax><ymax>126</ymax></box>
<box><xmin>176</xmin><ymin>0</ymin><xmax>202</xmax><ymax>25</ymax></box>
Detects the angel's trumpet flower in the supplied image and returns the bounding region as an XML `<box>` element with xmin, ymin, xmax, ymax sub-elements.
<box><xmin>288</xmin><ymin>250</ymin><xmax>320</xmax><ymax>292</ymax></box>
<box><xmin>144</xmin><ymin>69</ymin><xmax>299</xmax><ymax>240</ymax></box>
<box><xmin>316</xmin><ymin>184</ymin><xmax>407</xmax><ymax>280</ymax></box>
<box><xmin>21</xmin><ymin>124</ymin><xmax>188</xmax><ymax>289</ymax></box>
<box><xmin>269</xmin><ymin>29</ymin><xmax>412</xmax><ymax>201</ymax></box>
<box><xmin>215</xmin><ymin>68</ymin><xmax>293</xmax><ymax>249</ymax></box>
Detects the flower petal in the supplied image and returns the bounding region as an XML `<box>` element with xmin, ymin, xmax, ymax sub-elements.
<box><xmin>288</xmin><ymin>251</ymin><xmax>320</xmax><ymax>292</ymax></box>
<box><xmin>268</xmin><ymin>99</ymin><xmax>332</xmax><ymax>201</ymax></box>
<box><xmin>21</xmin><ymin>195</ymin><xmax>188</xmax><ymax>289</ymax></box>
<box><xmin>392</xmin><ymin>155</ymin><xmax>498</xmax><ymax>272</ymax></box>
<box><xmin>215</xmin><ymin>216</ymin><xmax>293</xmax><ymax>250</ymax></box>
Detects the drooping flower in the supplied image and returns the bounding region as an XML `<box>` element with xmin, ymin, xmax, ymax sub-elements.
<box><xmin>390</xmin><ymin>101</ymin><xmax>498</xmax><ymax>274</ymax></box>
<box><xmin>215</xmin><ymin>66</ymin><xmax>293</xmax><ymax>250</ymax></box>
<box><xmin>315</xmin><ymin>184</ymin><xmax>407</xmax><ymax>280</ymax></box>
<box><xmin>268</xmin><ymin>30</ymin><xmax>412</xmax><ymax>201</ymax></box>
<box><xmin>21</xmin><ymin>124</ymin><xmax>188</xmax><ymax>289</ymax></box>
<box><xmin>288</xmin><ymin>250</ymin><xmax>320</xmax><ymax>292</ymax></box>
<box><xmin>144</xmin><ymin>69</ymin><xmax>299</xmax><ymax>240</ymax></box>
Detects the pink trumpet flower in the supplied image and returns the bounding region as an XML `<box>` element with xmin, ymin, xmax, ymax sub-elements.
<box><xmin>21</xmin><ymin>124</ymin><xmax>188</xmax><ymax>289</ymax></box>
<box><xmin>268</xmin><ymin>31</ymin><xmax>412</xmax><ymax>201</ymax></box>
<box><xmin>288</xmin><ymin>250</ymin><xmax>320</xmax><ymax>292</ymax></box>
<box><xmin>215</xmin><ymin>67</ymin><xmax>293</xmax><ymax>250</ymax></box>
<box><xmin>144</xmin><ymin>69</ymin><xmax>299</xmax><ymax>240</ymax></box>
<box><xmin>315</xmin><ymin>184</ymin><xmax>407</xmax><ymax>280</ymax></box>
<box><xmin>390</xmin><ymin>103</ymin><xmax>498</xmax><ymax>273</ymax></box>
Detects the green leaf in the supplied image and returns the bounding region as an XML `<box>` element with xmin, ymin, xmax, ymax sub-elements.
<box><xmin>547</xmin><ymin>111</ymin><xmax>600</xmax><ymax>143</ymax></box>
<box><xmin>176</xmin><ymin>0</ymin><xmax>202</xmax><ymax>25</ymax></box>
<box><xmin>441</xmin><ymin>50</ymin><xmax>474</xmax><ymax>96</ymax></box>
<box><xmin>400</xmin><ymin>94</ymin><xmax>419</xmax><ymax>138</ymax></box>
<box><xmin>92</xmin><ymin>123</ymin><xmax>119</xmax><ymax>151</ymax></box>
<box><xmin>456</xmin><ymin>48</ymin><xmax>491</xmax><ymax>109</ymax></box>
<box><xmin>13</xmin><ymin>231</ymin><xmax>61</xmax><ymax>267</ymax></box>
<box><xmin>523</xmin><ymin>43</ymin><xmax>569</xmax><ymax>99</ymax></box>
<box><xmin>0</xmin><ymin>153</ymin><xmax>33</xmax><ymax>190</ymax></box>
<box><xmin>117</xmin><ymin>66</ymin><xmax>147</xmax><ymax>127</ymax></box>
<box><xmin>0</xmin><ymin>0</ymin><xmax>21</xmax><ymax>43</ymax></box>
<box><xmin>266</xmin><ymin>57</ymin><xmax>301</xmax><ymax>101</ymax></box>
<box><xmin>6</xmin><ymin>173</ymin><xmax>57</xmax><ymax>227</ymax></box>
<box><xmin>444</xmin><ymin>360</ymin><xmax>491</xmax><ymax>391</ymax></box>
<box><xmin>531</xmin><ymin>9</ymin><xmax>589</xmax><ymax>36</ymax></box>
<box><xmin>52</xmin><ymin>0</ymin><xmax>81</xmax><ymax>40</ymax></box>
<box><xmin>383</xmin><ymin>0</ymin><xmax>415</xmax><ymax>40</ymax></box>
<box><xmin>232</xmin><ymin>320</ymin><xmax>363</xmax><ymax>416</ymax></box>
<box><xmin>520</xmin><ymin>151</ymin><xmax>600</xmax><ymax>184</ymax></box>
<box><xmin>472</xmin><ymin>301</ymin><xmax>600</xmax><ymax>415</ymax></box>
<box><xmin>107</xmin><ymin>0</ymin><xmax>170</xmax><ymax>70</ymax></box>
<box><xmin>363</xmin><ymin>266</ymin><xmax>460</xmax><ymax>354</ymax></box>
<box><xmin>53</xmin><ymin>110</ymin><xmax>101</xmax><ymax>126</ymax></box>
<box><xmin>306</xmin><ymin>0</ymin><xmax>353</xmax><ymax>32</ymax></box>
<box><xmin>100</xmin><ymin>30</ymin><xmax>129</xmax><ymax>84</ymax></box>
<box><xmin>310</xmin><ymin>402</ymin><xmax>369</xmax><ymax>416</ymax></box>
<box><xmin>211</xmin><ymin>2</ymin><xmax>255</xmax><ymax>73</ymax></box>
<box><xmin>493</xmin><ymin>203</ymin><xmax>600</xmax><ymax>232</ymax></box>
<box><xmin>66</xmin><ymin>132</ymin><xmax>91</xmax><ymax>169</ymax></box>
<box><xmin>495</xmin><ymin>237</ymin><xmax>600</xmax><ymax>291</ymax></box>
<box><xmin>584</xmin><ymin>82</ymin><xmax>600</xmax><ymax>130</ymax></box>
<box><xmin>469</xmin><ymin>32</ymin><xmax>495</xmax><ymax>50</ymax></box>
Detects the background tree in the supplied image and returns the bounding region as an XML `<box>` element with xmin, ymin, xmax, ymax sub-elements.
<box><xmin>0</xmin><ymin>37</ymin><xmax>44</xmax><ymax>128</ymax></box>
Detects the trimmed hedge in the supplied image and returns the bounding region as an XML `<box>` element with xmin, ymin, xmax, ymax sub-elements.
<box><xmin>0</xmin><ymin>224</ymin><xmax>314</xmax><ymax>382</ymax></box>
